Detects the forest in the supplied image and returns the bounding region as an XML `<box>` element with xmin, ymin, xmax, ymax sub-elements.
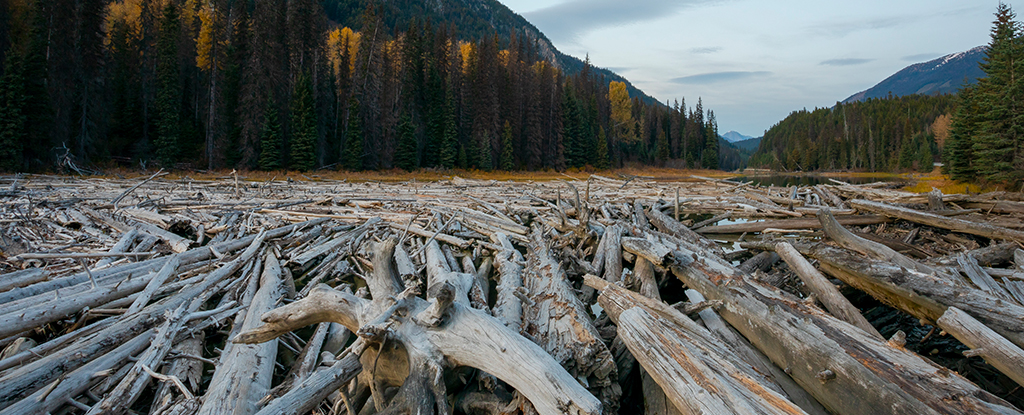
<box><xmin>748</xmin><ymin>94</ymin><xmax>954</xmax><ymax>173</ymax></box>
<box><xmin>945</xmin><ymin>3</ymin><xmax>1024</xmax><ymax>187</ymax></box>
<box><xmin>0</xmin><ymin>0</ymin><xmax>724</xmax><ymax>173</ymax></box>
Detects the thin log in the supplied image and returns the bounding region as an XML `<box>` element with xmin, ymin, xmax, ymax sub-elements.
<box><xmin>851</xmin><ymin>198</ymin><xmax>1024</xmax><ymax>243</ymax></box>
<box><xmin>697</xmin><ymin>215</ymin><xmax>889</xmax><ymax>234</ymax></box>
<box><xmin>818</xmin><ymin>208</ymin><xmax>934</xmax><ymax>275</ymax></box>
<box><xmin>937</xmin><ymin>306</ymin><xmax>1024</xmax><ymax>387</ymax></box>
<box><xmin>775</xmin><ymin>241</ymin><xmax>882</xmax><ymax>339</ymax></box>
<box><xmin>646</xmin><ymin>206</ymin><xmax>725</xmax><ymax>257</ymax></box>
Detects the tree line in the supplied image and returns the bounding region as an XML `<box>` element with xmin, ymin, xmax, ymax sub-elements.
<box><xmin>0</xmin><ymin>0</ymin><xmax>723</xmax><ymax>172</ymax></box>
<box><xmin>945</xmin><ymin>3</ymin><xmax>1024</xmax><ymax>187</ymax></box>
<box><xmin>748</xmin><ymin>94</ymin><xmax>954</xmax><ymax>172</ymax></box>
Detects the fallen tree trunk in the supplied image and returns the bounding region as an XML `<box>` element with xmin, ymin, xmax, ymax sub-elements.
<box><xmin>851</xmin><ymin>199</ymin><xmax>1024</xmax><ymax>243</ymax></box>
<box><xmin>669</xmin><ymin>240</ymin><xmax>1023</xmax><ymax>415</ymax></box>
<box><xmin>697</xmin><ymin>215</ymin><xmax>889</xmax><ymax>235</ymax></box>
<box><xmin>774</xmin><ymin>241</ymin><xmax>882</xmax><ymax>340</ymax></box>
<box><xmin>937</xmin><ymin>307</ymin><xmax>1024</xmax><ymax>388</ymax></box>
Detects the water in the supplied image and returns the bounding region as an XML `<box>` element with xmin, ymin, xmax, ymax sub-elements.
<box><xmin>731</xmin><ymin>174</ymin><xmax>905</xmax><ymax>187</ymax></box>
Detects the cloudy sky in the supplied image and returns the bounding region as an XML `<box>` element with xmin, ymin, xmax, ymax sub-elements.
<box><xmin>499</xmin><ymin>0</ymin><xmax>1015</xmax><ymax>137</ymax></box>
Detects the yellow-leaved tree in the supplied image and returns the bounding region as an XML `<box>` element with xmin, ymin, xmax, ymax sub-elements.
<box><xmin>608</xmin><ymin>81</ymin><xmax>636</xmax><ymax>144</ymax></box>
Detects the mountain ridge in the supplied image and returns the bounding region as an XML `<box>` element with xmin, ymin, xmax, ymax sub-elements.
<box><xmin>843</xmin><ymin>46</ymin><xmax>986</xmax><ymax>103</ymax></box>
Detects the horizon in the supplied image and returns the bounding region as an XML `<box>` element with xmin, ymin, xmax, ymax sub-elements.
<box><xmin>500</xmin><ymin>0</ymin><xmax>1016</xmax><ymax>137</ymax></box>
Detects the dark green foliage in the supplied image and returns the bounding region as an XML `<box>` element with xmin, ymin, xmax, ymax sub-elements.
<box><xmin>154</xmin><ymin>2</ymin><xmax>181</xmax><ymax>167</ymax></box>
<box><xmin>476</xmin><ymin>132</ymin><xmax>492</xmax><ymax>171</ymax></box>
<box><xmin>593</xmin><ymin>128</ymin><xmax>610</xmax><ymax>169</ymax></box>
<box><xmin>344</xmin><ymin>96</ymin><xmax>363</xmax><ymax>171</ymax></box>
<box><xmin>750</xmin><ymin>94</ymin><xmax>955</xmax><ymax>172</ymax></box>
<box><xmin>500</xmin><ymin>121</ymin><xmax>514</xmax><ymax>171</ymax></box>
<box><xmin>0</xmin><ymin>56</ymin><xmax>25</xmax><ymax>171</ymax></box>
<box><xmin>655</xmin><ymin>130</ymin><xmax>669</xmax><ymax>163</ymax></box>
<box><xmin>701</xmin><ymin>111</ymin><xmax>718</xmax><ymax>169</ymax></box>
<box><xmin>290</xmin><ymin>72</ymin><xmax>317</xmax><ymax>171</ymax></box>
<box><xmin>396</xmin><ymin>113</ymin><xmax>418</xmax><ymax>171</ymax></box>
<box><xmin>947</xmin><ymin>87</ymin><xmax>980</xmax><ymax>179</ymax></box>
<box><xmin>258</xmin><ymin>104</ymin><xmax>282</xmax><ymax>170</ymax></box>
<box><xmin>438</xmin><ymin>89</ymin><xmax>456</xmax><ymax>169</ymax></box>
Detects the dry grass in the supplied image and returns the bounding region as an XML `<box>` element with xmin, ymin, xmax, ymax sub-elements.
<box><xmin>898</xmin><ymin>167</ymin><xmax>992</xmax><ymax>194</ymax></box>
<box><xmin>89</xmin><ymin>166</ymin><xmax>741</xmax><ymax>183</ymax></box>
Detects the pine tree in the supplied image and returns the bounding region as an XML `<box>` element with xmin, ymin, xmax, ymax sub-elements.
<box><xmin>500</xmin><ymin>121</ymin><xmax>514</xmax><ymax>171</ymax></box>
<box><xmin>258</xmin><ymin>104</ymin><xmax>281</xmax><ymax>170</ymax></box>
<box><xmin>0</xmin><ymin>55</ymin><xmax>25</xmax><ymax>171</ymax></box>
<box><xmin>476</xmin><ymin>132</ymin><xmax>492</xmax><ymax>171</ymax></box>
<box><xmin>702</xmin><ymin>110</ymin><xmax>719</xmax><ymax>169</ymax></box>
<box><xmin>438</xmin><ymin>89</ymin><xmax>457</xmax><ymax>169</ymax></box>
<box><xmin>396</xmin><ymin>112</ymin><xmax>418</xmax><ymax>171</ymax></box>
<box><xmin>655</xmin><ymin>129</ymin><xmax>669</xmax><ymax>163</ymax></box>
<box><xmin>948</xmin><ymin>86</ymin><xmax>980</xmax><ymax>179</ymax></box>
<box><xmin>594</xmin><ymin>127</ymin><xmax>610</xmax><ymax>169</ymax></box>
<box><xmin>155</xmin><ymin>1</ymin><xmax>182</xmax><ymax>167</ymax></box>
<box><xmin>290</xmin><ymin>72</ymin><xmax>317</xmax><ymax>171</ymax></box>
<box><xmin>972</xmin><ymin>3</ymin><xmax>1024</xmax><ymax>184</ymax></box>
<box><xmin>344</xmin><ymin>96</ymin><xmax>363</xmax><ymax>171</ymax></box>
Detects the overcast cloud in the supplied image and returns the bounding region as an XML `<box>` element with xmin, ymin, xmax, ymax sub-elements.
<box><xmin>500</xmin><ymin>0</ymin><xmax>1011</xmax><ymax>136</ymax></box>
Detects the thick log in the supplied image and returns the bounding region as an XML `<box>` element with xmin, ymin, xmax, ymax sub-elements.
<box><xmin>669</xmin><ymin>241</ymin><xmax>1023</xmax><ymax>415</ymax></box>
<box><xmin>617</xmin><ymin>307</ymin><xmax>808</xmax><ymax>415</ymax></box>
<box><xmin>523</xmin><ymin>227</ymin><xmax>619</xmax><ymax>412</ymax></box>
<box><xmin>696</xmin><ymin>215</ymin><xmax>889</xmax><ymax>234</ymax></box>
<box><xmin>685</xmin><ymin>290</ymin><xmax>828</xmax><ymax>415</ymax></box>
<box><xmin>253</xmin><ymin>341</ymin><xmax>365</xmax><ymax>415</ymax></box>
<box><xmin>198</xmin><ymin>252</ymin><xmax>285</xmax><ymax>415</ymax></box>
<box><xmin>775</xmin><ymin>242</ymin><xmax>882</xmax><ymax>339</ymax></box>
<box><xmin>491</xmin><ymin>232</ymin><xmax>524</xmax><ymax>329</ymax></box>
<box><xmin>851</xmin><ymin>198</ymin><xmax>1024</xmax><ymax>243</ymax></box>
<box><xmin>0</xmin><ymin>267</ymin><xmax>49</xmax><ymax>293</ymax></box>
<box><xmin>937</xmin><ymin>307</ymin><xmax>1024</xmax><ymax>387</ymax></box>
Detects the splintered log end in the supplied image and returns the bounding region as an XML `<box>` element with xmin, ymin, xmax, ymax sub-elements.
<box><xmin>416</xmin><ymin>281</ymin><xmax>456</xmax><ymax>327</ymax></box>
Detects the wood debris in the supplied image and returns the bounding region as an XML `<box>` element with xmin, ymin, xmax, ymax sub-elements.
<box><xmin>0</xmin><ymin>173</ymin><xmax>1022</xmax><ymax>414</ymax></box>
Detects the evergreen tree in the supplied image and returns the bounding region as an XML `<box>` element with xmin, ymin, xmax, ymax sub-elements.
<box><xmin>655</xmin><ymin>129</ymin><xmax>669</xmax><ymax>163</ymax></box>
<box><xmin>258</xmin><ymin>104</ymin><xmax>281</xmax><ymax>170</ymax></box>
<box><xmin>290</xmin><ymin>72</ymin><xmax>317</xmax><ymax>171</ymax></box>
<box><xmin>972</xmin><ymin>3</ymin><xmax>1024</xmax><ymax>184</ymax></box>
<box><xmin>0</xmin><ymin>55</ymin><xmax>25</xmax><ymax>171</ymax></box>
<box><xmin>344</xmin><ymin>96</ymin><xmax>363</xmax><ymax>170</ymax></box>
<box><xmin>948</xmin><ymin>86</ymin><xmax>980</xmax><ymax>179</ymax></box>
<box><xmin>702</xmin><ymin>110</ymin><xmax>719</xmax><ymax>169</ymax></box>
<box><xmin>396</xmin><ymin>112</ymin><xmax>418</xmax><ymax>171</ymax></box>
<box><xmin>594</xmin><ymin>127</ymin><xmax>610</xmax><ymax>169</ymax></box>
<box><xmin>476</xmin><ymin>132</ymin><xmax>492</xmax><ymax>171</ymax></box>
<box><xmin>438</xmin><ymin>89</ymin><xmax>457</xmax><ymax>169</ymax></box>
<box><xmin>155</xmin><ymin>2</ymin><xmax>182</xmax><ymax>167</ymax></box>
<box><xmin>500</xmin><ymin>121</ymin><xmax>514</xmax><ymax>171</ymax></box>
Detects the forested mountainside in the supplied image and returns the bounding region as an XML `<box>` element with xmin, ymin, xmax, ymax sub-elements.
<box><xmin>748</xmin><ymin>94</ymin><xmax>955</xmax><ymax>172</ymax></box>
<box><xmin>0</xmin><ymin>0</ymin><xmax>718</xmax><ymax>172</ymax></box>
<box><xmin>319</xmin><ymin>0</ymin><xmax>659</xmax><ymax>105</ymax></box>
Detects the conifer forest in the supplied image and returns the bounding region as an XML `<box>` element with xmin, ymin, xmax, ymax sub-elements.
<box><xmin>0</xmin><ymin>0</ymin><xmax>723</xmax><ymax>173</ymax></box>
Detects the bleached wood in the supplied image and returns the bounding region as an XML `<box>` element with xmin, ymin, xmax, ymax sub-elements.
<box><xmin>938</xmin><ymin>306</ymin><xmax>1024</xmax><ymax>387</ymax></box>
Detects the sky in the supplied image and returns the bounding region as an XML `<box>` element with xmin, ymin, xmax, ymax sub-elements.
<box><xmin>498</xmin><ymin>0</ymin><xmax>1015</xmax><ymax>137</ymax></box>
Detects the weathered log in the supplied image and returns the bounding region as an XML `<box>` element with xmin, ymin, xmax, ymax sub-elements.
<box><xmin>851</xmin><ymin>198</ymin><xmax>1024</xmax><ymax>243</ymax></box>
<box><xmin>775</xmin><ymin>241</ymin><xmax>882</xmax><ymax>339</ymax></box>
<box><xmin>197</xmin><ymin>252</ymin><xmax>285</xmax><ymax>415</ymax></box>
<box><xmin>696</xmin><ymin>215</ymin><xmax>889</xmax><ymax>234</ymax></box>
<box><xmin>0</xmin><ymin>232</ymin><xmax>267</xmax><ymax>410</ymax></box>
<box><xmin>738</xmin><ymin>251</ymin><xmax>779</xmax><ymax>274</ymax></box>
<box><xmin>523</xmin><ymin>227</ymin><xmax>619</xmax><ymax>412</ymax></box>
<box><xmin>937</xmin><ymin>306</ymin><xmax>1024</xmax><ymax>387</ymax></box>
<box><xmin>645</xmin><ymin>206</ymin><xmax>725</xmax><ymax>257</ymax></box>
<box><xmin>818</xmin><ymin>208</ymin><xmax>934</xmax><ymax>275</ymax></box>
<box><xmin>669</xmin><ymin>239</ymin><xmax>1023</xmax><ymax>415</ymax></box>
<box><xmin>685</xmin><ymin>289</ymin><xmax>828</xmax><ymax>415</ymax></box>
<box><xmin>925</xmin><ymin>243</ymin><xmax>1019</xmax><ymax>267</ymax></box>
<box><xmin>617</xmin><ymin>307</ymin><xmax>808</xmax><ymax>415</ymax></box>
<box><xmin>491</xmin><ymin>232</ymin><xmax>524</xmax><ymax>329</ymax></box>
<box><xmin>0</xmin><ymin>267</ymin><xmax>49</xmax><ymax>293</ymax></box>
<box><xmin>253</xmin><ymin>340</ymin><xmax>366</xmax><ymax>415</ymax></box>
<box><xmin>957</xmin><ymin>253</ymin><xmax>1016</xmax><ymax>303</ymax></box>
<box><xmin>235</xmin><ymin>234</ymin><xmax>603</xmax><ymax>415</ymax></box>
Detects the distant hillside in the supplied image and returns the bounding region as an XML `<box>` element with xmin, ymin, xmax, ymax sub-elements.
<box><xmin>718</xmin><ymin>137</ymin><xmax>754</xmax><ymax>171</ymax></box>
<box><xmin>721</xmin><ymin>131</ymin><xmax>754</xmax><ymax>143</ymax></box>
<box><xmin>320</xmin><ymin>0</ymin><xmax>660</xmax><ymax>105</ymax></box>
<box><xmin>844</xmin><ymin>47</ymin><xmax>986</xmax><ymax>103</ymax></box>
<box><xmin>731</xmin><ymin>136</ymin><xmax>762</xmax><ymax>152</ymax></box>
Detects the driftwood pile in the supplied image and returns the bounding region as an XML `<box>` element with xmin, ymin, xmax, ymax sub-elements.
<box><xmin>0</xmin><ymin>172</ymin><xmax>1023</xmax><ymax>415</ymax></box>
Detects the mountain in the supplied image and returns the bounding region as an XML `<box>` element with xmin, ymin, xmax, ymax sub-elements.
<box><xmin>320</xmin><ymin>0</ymin><xmax>660</xmax><ymax>105</ymax></box>
<box><xmin>721</xmin><ymin>131</ymin><xmax>754</xmax><ymax>143</ymax></box>
<box><xmin>844</xmin><ymin>46</ymin><xmax>986</xmax><ymax>103</ymax></box>
<box><xmin>718</xmin><ymin>137</ymin><xmax>753</xmax><ymax>171</ymax></box>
